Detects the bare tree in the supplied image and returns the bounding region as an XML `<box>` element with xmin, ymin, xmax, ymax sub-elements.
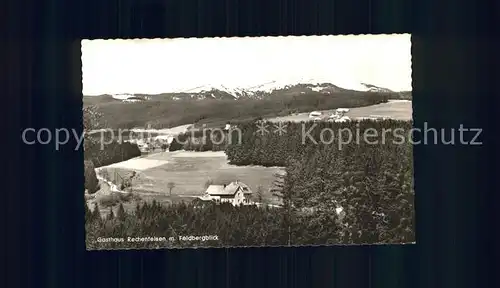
<box><xmin>204</xmin><ymin>179</ymin><xmax>213</xmax><ymax>189</ymax></box>
<box><xmin>167</xmin><ymin>182</ymin><xmax>176</xmax><ymax>196</ymax></box>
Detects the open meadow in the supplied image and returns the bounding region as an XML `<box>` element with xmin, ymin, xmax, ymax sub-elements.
<box><xmin>267</xmin><ymin>100</ymin><xmax>412</xmax><ymax>122</ymax></box>
<box><xmin>90</xmin><ymin>151</ymin><xmax>284</xmax><ymax>212</ymax></box>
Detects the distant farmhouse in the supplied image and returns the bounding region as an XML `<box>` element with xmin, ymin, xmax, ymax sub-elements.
<box><xmin>199</xmin><ymin>181</ymin><xmax>254</xmax><ymax>206</ymax></box>
<box><xmin>224</xmin><ymin>122</ymin><xmax>238</xmax><ymax>131</ymax></box>
<box><xmin>309</xmin><ymin>108</ymin><xmax>351</xmax><ymax>122</ymax></box>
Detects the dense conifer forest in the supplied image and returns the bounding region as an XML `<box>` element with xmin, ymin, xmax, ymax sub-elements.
<box><xmin>85</xmin><ymin>119</ymin><xmax>415</xmax><ymax>248</ymax></box>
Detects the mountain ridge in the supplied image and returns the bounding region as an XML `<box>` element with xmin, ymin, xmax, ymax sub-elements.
<box><xmin>83</xmin><ymin>81</ymin><xmax>411</xmax><ymax>129</ymax></box>
<box><xmin>84</xmin><ymin>81</ymin><xmax>410</xmax><ymax>102</ymax></box>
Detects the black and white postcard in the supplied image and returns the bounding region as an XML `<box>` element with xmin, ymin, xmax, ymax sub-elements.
<box><xmin>82</xmin><ymin>34</ymin><xmax>414</xmax><ymax>250</ymax></box>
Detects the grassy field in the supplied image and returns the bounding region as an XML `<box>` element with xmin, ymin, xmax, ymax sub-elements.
<box><xmin>267</xmin><ymin>100</ymin><xmax>412</xmax><ymax>122</ymax></box>
<box><xmin>95</xmin><ymin>151</ymin><xmax>284</xmax><ymax>210</ymax></box>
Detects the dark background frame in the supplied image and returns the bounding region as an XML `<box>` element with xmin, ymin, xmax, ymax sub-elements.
<box><xmin>4</xmin><ymin>0</ymin><xmax>493</xmax><ymax>287</ymax></box>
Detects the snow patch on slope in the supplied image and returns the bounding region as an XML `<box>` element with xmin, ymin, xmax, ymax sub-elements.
<box><xmin>182</xmin><ymin>84</ymin><xmax>250</xmax><ymax>99</ymax></box>
<box><xmin>112</xmin><ymin>93</ymin><xmax>135</xmax><ymax>100</ymax></box>
<box><xmin>245</xmin><ymin>80</ymin><xmax>294</xmax><ymax>92</ymax></box>
<box><xmin>176</xmin><ymin>79</ymin><xmax>397</xmax><ymax>99</ymax></box>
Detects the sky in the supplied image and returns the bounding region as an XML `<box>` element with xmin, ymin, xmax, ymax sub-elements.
<box><xmin>82</xmin><ymin>34</ymin><xmax>412</xmax><ymax>96</ymax></box>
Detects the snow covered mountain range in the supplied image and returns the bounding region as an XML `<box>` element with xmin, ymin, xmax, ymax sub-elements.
<box><xmin>110</xmin><ymin>81</ymin><xmax>401</xmax><ymax>102</ymax></box>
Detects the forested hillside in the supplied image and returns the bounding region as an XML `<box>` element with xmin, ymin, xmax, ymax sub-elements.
<box><xmin>84</xmin><ymin>91</ymin><xmax>392</xmax><ymax>129</ymax></box>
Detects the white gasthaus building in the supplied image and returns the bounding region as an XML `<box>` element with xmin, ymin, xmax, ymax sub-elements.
<box><xmin>199</xmin><ymin>181</ymin><xmax>254</xmax><ymax>206</ymax></box>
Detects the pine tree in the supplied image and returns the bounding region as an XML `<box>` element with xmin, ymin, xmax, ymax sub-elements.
<box><xmin>84</xmin><ymin>201</ymin><xmax>92</xmax><ymax>222</ymax></box>
<box><xmin>135</xmin><ymin>202</ymin><xmax>141</xmax><ymax>218</ymax></box>
<box><xmin>84</xmin><ymin>160</ymin><xmax>99</xmax><ymax>194</ymax></box>
<box><xmin>117</xmin><ymin>203</ymin><xmax>126</xmax><ymax>221</ymax></box>
<box><xmin>169</xmin><ymin>137</ymin><xmax>183</xmax><ymax>151</ymax></box>
<box><xmin>92</xmin><ymin>203</ymin><xmax>101</xmax><ymax>222</ymax></box>
<box><xmin>107</xmin><ymin>207</ymin><xmax>114</xmax><ymax>220</ymax></box>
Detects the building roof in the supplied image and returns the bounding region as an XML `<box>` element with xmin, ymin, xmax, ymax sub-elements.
<box><xmin>196</xmin><ymin>195</ymin><xmax>213</xmax><ymax>201</ymax></box>
<box><xmin>225</xmin><ymin>181</ymin><xmax>252</xmax><ymax>194</ymax></box>
<box><xmin>205</xmin><ymin>185</ymin><xmax>226</xmax><ymax>195</ymax></box>
<box><xmin>205</xmin><ymin>181</ymin><xmax>252</xmax><ymax>196</ymax></box>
